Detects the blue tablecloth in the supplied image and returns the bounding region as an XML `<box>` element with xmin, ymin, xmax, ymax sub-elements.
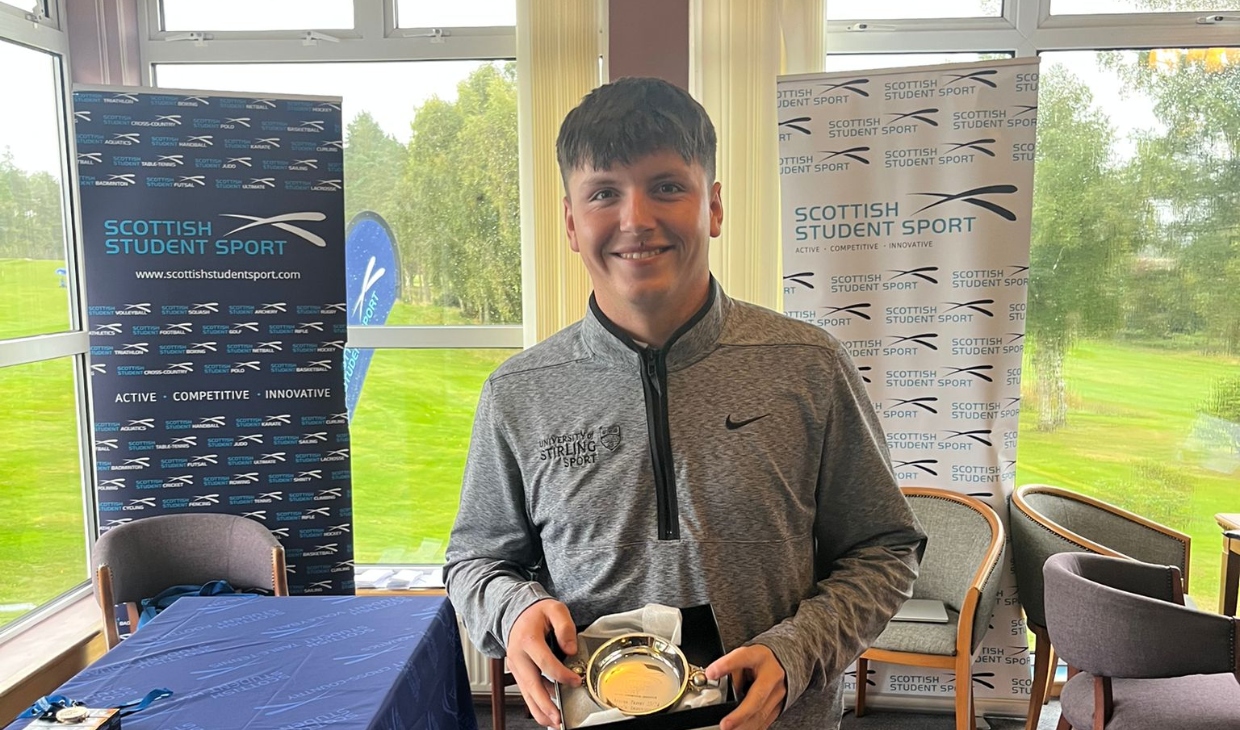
<box><xmin>9</xmin><ymin>595</ymin><xmax>478</xmax><ymax>730</ymax></box>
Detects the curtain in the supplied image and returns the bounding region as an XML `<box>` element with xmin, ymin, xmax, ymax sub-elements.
<box><xmin>690</xmin><ymin>0</ymin><xmax>824</xmax><ymax>311</ymax></box>
<box><xmin>516</xmin><ymin>0</ymin><xmax>603</xmax><ymax>344</ymax></box>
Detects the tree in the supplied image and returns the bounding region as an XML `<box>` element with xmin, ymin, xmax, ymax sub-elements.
<box><xmin>1105</xmin><ymin>48</ymin><xmax>1240</xmax><ymax>353</ymax></box>
<box><xmin>344</xmin><ymin>111</ymin><xmax>406</xmax><ymax>235</ymax></box>
<box><xmin>391</xmin><ymin>62</ymin><xmax>520</xmax><ymax>324</ymax></box>
<box><xmin>1027</xmin><ymin>67</ymin><xmax>1148</xmax><ymax>430</ymax></box>
<box><xmin>0</xmin><ymin>148</ymin><xmax>64</xmax><ymax>260</ymax></box>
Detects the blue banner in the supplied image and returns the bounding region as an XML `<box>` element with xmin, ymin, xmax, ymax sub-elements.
<box><xmin>75</xmin><ymin>87</ymin><xmax>353</xmax><ymax>595</ymax></box>
<box><xmin>343</xmin><ymin>212</ymin><xmax>399</xmax><ymax>419</ymax></box>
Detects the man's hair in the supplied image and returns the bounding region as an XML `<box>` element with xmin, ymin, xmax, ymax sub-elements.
<box><xmin>556</xmin><ymin>77</ymin><xmax>717</xmax><ymax>188</ymax></box>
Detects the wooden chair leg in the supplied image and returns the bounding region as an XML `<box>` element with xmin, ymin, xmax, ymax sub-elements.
<box><xmin>854</xmin><ymin>656</ymin><xmax>869</xmax><ymax>717</ymax></box>
<box><xmin>1042</xmin><ymin>641</ymin><xmax>1058</xmax><ymax>705</ymax></box>
<box><xmin>1026</xmin><ymin>624</ymin><xmax>1053</xmax><ymax>730</ymax></box>
<box><xmin>955</xmin><ymin>657</ymin><xmax>975</xmax><ymax>730</ymax></box>
<box><xmin>490</xmin><ymin>657</ymin><xmax>506</xmax><ymax>730</ymax></box>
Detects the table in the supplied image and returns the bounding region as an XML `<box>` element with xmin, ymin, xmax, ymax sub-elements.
<box><xmin>1218</xmin><ymin>513</ymin><xmax>1240</xmax><ymax>616</ymax></box>
<box><xmin>6</xmin><ymin>595</ymin><xmax>477</xmax><ymax>730</ymax></box>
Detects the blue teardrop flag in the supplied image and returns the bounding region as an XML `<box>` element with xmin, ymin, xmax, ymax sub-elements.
<box><xmin>343</xmin><ymin>211</ymin><xmax>399</xmax><ymax>419</ymax></box>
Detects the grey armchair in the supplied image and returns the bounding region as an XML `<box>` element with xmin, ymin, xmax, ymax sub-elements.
<box><xmin>855</xmin><ymin>488</ymin><xmax>1006</xmax><ymax>730</ymax></box>
<box><xmin>1009</xmin><ymin>484</ymin><xmax>1190</xmax><ymax>730</ymax></box>
<box><xmin>93</xmin><ymin>513</ymin><xmax>288</xmax><ymax>647</ymax></box>
<box><xmin>1043</xmin><ymin>552</ymin><xmax>1239</xmax><ymax>730</ymax></box>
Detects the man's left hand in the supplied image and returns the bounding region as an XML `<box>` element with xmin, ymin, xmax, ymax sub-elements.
<box><xmin>704</xmin><ymin>644</ymin><xmax>786</xmax><ymax>730</ymax></box>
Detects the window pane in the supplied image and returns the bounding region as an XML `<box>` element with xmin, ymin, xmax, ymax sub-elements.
<box><xmin>348</xmin><ymin>348</ymin><xmax>514</xmax><ymax>564</ymax></box>
<box><xmin>0</xmin><ymin>358</ymin><xmax>86</xmax><ymax>628</ymax></box>
<box><xmin>1019</xmin><ymin>49</ymin><xmax>1240</xmax><ymax>611</ymax></box>
<box><xmin>155</xmin><ymin>61</ymin><xmax>522</xmax><ymax>325</ymax></box>
<box><xmin>161</xmin><ymin>0</ymin><xmax>353</xmax><ymax>31</ymax></box>
<box><xmin>825</xmin><ymin>52</ymin><xmax>1013</xmax><ymax>72</ymax></box>
<box><xmin>1050</xmin><ymin>0</ymin><xmax>1240</xmax><ymax>15</ymax></box>
<box><xmin>396</xmin><ymin>0</ymin><xmax>515</xmax><ymax>27</ymax></box>
<box><xmin>828</xmin><ymin>0</ymin><xmax>999</xmax><ymax>21</ymax></box>
<box><xmin>0</xmin><ymin>40</ymin><xmax>71</xmax><ymax>339</ymax></box>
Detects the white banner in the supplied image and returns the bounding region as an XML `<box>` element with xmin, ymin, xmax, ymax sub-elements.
<box><xmin>777</xmin><ymin>58</ymin><xmax>1040</xmax><ymax>709</ymax></box>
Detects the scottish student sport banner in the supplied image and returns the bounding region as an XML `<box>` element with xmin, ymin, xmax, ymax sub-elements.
<box><xmin>74</xmin><ymin>86</ymin><xmax>353</xmax><ymax>596</ymax></box>
<box><xmin>777</xmin><ymin>58</ymin><xmax>1040</xmax><ymax>712</ymax></box>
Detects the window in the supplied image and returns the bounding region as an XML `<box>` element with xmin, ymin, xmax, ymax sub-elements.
<box><xmin>0</xmin><ymin>358</ymin><xmax>86</xmax><ymax>628</ymax></box>
<box><xmin>1049</xmin><ymin>0</ymin><xmax>1240</xmax><ymax>15</ymax></box>
<box><xmin>348</xmin><ymin>349</ymin><xmax>512</xmax><ymax>563</ymax></box>
<box><xmin>0</xmin><ymin>31</ymin><xmax>83</xmax><ymax>631</ymax></box>
<box><xmin>160</xmin><ymin>0</ymin><xmax>354</xmax><ymax>31</ymax></box>
<box><xmin>0</xmin><ymin>39</ymin><xmax>72</xmax><ymax>340</ymax></box>
<box><xmin>152</xmin><ymin>22</ymin><xmax>521</xmax><ymax>567</ymax></box>
<box><xmin>824</xmin><ymin>2</ymin><xmax>1239</xmax><ymax>613</ymax></box>
<box><xmin>825</xmin><ymin>52</ymin><xmax>1012</xmax><ymax>72</ymax></box>
<box><xmin>395</xmin><ymin>0</ymin><xmax>516</xmax><ymax>28</ymax></box>
<box><xmin>155</xmin><ymin>60</ymin><xmax>521</xmax><ymax>327</ymax></box>
<box><xmin>827</xmin><ymin>0</ymin><xmax>1000</xmax><ymax>21</ymax></box>
<box><xmin>1025</xmin><ymin>47</ymin><xmax>1240</xmax><ymax>609</ymax></box>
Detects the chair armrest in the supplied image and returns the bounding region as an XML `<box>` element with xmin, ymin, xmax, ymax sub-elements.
<box><xmin>1045</xmin><ymin>554</ymin><xmax>1237</xmax><ymax>679</ymax></box>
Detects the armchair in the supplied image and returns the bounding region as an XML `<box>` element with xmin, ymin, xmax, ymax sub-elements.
<box><xmin>854</xmin><ymin>487</ymin><xmax>1006</xmax><ymax>730</ymax></box>
<box><xmin>1008</xmin><ymin>484</ymin><xmax>1190</xmax><ymax>730</ymax></box>
<box><xmin>1043</xmin><ymin>552</ymin><xmax>1239</xmax><ymax>730</ymax></box>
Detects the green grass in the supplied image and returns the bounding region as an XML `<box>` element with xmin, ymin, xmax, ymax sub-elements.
<box><xmin>1016</xmin><ymin>339</ymin><xmax>1240</xmax><ymax>608</ymax></box>
<box><xmin>349</xmin><ymin>347</ymin><xmax>512</xmax><ymax>564</ymax></box>
<box><xmin>0</xmin><ymin>357</ymin><xmax>89</xmax><ymax>627</ymax></box>
<box><xmin>3</xmin><ymin>254</ymin><xmax>1238</xmax><ymax>626</ymax></box>
<box><xmin>0</xmin><ymin>258</ymin><xmax>72</xmax><ymax>339</ymax></box>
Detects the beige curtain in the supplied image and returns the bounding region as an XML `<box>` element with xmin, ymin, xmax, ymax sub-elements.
<box><xmin>690</xmin><ymin>0</ymin><xmax>824</xmax><ymax>312</ymax></box>
<box><xmin>516</xmin><ymin>0</ymin><xmax>603</xmax><ymax>345</ymax></box>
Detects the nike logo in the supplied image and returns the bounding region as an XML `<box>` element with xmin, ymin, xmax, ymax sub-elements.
<box><xmin>726</xmin><ymin>413</ymin><xmax>770</xmax><ymax>430</ymax></box>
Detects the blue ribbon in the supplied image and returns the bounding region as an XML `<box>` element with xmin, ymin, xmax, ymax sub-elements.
<box><xmin>19</xmin><ymin>688</ymin><xmax>173</xmax><ymax>720</ymax></box>
<box><xmin>114</xmin><ymin>688</ymin><xmax>174</xmax><ymax>717</ymax></box>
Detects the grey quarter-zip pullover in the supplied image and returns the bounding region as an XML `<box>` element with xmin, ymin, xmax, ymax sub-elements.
<box><xmin>445</xmin><ymin>281</ymin><xmax>925</xmax><ymax>729</ymax></box>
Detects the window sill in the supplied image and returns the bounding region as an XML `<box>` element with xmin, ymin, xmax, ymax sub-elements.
<box><xmin>0</xmin><ymin>594</ymin><xmax>106</xmax><ymax>722</ymax></box>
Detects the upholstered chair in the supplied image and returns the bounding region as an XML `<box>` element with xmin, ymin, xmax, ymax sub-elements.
<box><xmin>1008</xmin><ymin>484</ymin><xmax>1190</xmax><ymax>730</ymax></box>
<box><xmin>855</xmin><ymin>487</ymin><xmax>1006</xmax><ymax>730</ymax></box>
<box><xmin>1043</xmin><ymin>551</ymin><xmax>1239</xmax><ymax>730</ymax></box>
<box><xmin>92</xmin><ymin>512</ymin><xmax>287</xmax><ymax>647</ymax></box>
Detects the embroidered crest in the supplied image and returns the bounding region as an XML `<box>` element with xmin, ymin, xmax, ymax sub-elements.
<box><xmin>599</xmin><ymin>425</ymin><xmax>621</xmax><ymax>452</ymax></box>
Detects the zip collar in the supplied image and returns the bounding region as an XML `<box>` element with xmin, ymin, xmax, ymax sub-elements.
<box><xmin>583</xmin><ymin>277</ymin><xmax>728</xmax><ymax>372</ymax></box>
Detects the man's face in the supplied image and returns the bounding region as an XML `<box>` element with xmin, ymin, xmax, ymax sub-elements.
<box><xmin>563</xmin><ymin>149</ymin><xmax>723</xmax><ymax>324</ymax></box>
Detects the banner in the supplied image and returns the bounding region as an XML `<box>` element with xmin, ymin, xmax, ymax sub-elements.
<box><xmin>343</xmin><ymin>211</ymin><xmax>400</xmax><ymax>419</ymax></box>
<box><xmin>75</xmin><ymin>87</ymin><xmax>353</xmax><ymax>595</ymax></box>
<box><xmin>777</xmin><ymin>59</ymin><xmax>1039</xmax><ymax>710</ymax></box>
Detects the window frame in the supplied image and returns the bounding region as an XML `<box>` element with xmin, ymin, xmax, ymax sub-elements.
<box><xmin>0</xmin><ymin>5</ymin><xmax>96</xmax><ymax>638</ymax></box>
<box><xmin>0</xmin><ymin>0</ymin><xmax>59</xmax><ymax>32</ymax></box>
<box><xmin>142</xmin><ymin>0</ymin><xmax>515</xmax><ymax>67</ymax></box>
<box><xmin>826</xmin><ymin>1</ymin><xmax>1240</xmax><ymax>56</ymax></box>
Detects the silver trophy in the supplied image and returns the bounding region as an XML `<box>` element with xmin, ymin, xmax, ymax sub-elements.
<box><xmin>569</xmin><ymin>633</ymin><xmax>711</xmax><ymax>716</ymax></box>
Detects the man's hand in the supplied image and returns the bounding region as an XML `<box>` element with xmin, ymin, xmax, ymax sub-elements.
<box><xmin>506</xmin><ymin>599</ymin><xmax>581</xmax><ymax>727</ymax></box>
<box><xmin>705</xmin><ymin>644</ymin><xmax>787</xmax><ymax>730</ymax></box>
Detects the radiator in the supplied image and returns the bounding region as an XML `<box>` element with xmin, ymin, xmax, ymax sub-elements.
<box><xmin>458</xmin><ymin>615</ymin><xmax>519</xmax><ymax>696</ymax></box>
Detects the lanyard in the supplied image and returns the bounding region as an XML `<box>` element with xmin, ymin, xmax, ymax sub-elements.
<box><xmin>19</xmin><ymin>688</ymin><xmax>173</xmax><ymax>721</ymax></box>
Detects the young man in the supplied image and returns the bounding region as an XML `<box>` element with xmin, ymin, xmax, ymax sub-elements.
<box><xmin>444</xmin><ymin>77</ymin><xmax>925</xmax><ymax>730</ymax></box>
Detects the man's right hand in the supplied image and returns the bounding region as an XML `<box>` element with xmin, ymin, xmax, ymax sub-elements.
<box><xmin>506</xmin><ymin>599</ymin><xmax>581</xmax><ymax>727</ymax></box>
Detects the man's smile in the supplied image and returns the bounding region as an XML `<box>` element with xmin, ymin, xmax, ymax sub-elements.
<box><xmin>615</xmin><ymin>248</ymin><xmax>670</xmax><ymax>260</ymax></box>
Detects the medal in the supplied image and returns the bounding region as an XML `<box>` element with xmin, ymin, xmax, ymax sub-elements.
<box><xmin>53</xmin><ymin>706</ymin><xmax>91</xmax><ymax>724</ymax></box>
